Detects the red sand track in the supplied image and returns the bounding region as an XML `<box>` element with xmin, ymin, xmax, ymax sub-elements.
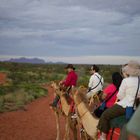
<box><xmin>0</xmin><ymin>85</ymin><xmax>78</xmax><ymax>140</ymax></box>
<box><xmin>0</xmin><ymin>73</ymin><xmax>7</xmax><ymax>85</ymax></box>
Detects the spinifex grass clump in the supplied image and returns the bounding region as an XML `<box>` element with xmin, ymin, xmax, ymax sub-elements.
<box><xmin>0</xmin><ymin>85</ymin><xmax>48</xmax><ymax>112</ymax></box>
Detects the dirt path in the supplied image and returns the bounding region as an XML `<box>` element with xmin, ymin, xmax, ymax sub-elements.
<box><xmin>0</xmin><ymin>85</ymin><xmax>76</xmax><ymax>140</ymax></box>
<box><xmin>0</xmin><ymin>72</ymin><xmax>7</xmax><ymax>85</ymax></box>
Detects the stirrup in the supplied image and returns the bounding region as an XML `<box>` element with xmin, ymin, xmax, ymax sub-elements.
<box><xmin>80</xmin><ymin>128</ymin><xmax>85</xmax><ymax>133</ymax></box>
<box><xmin>71</xmin><ymin>113</ymin><xmax>77</xmax><ymax>119</ymax></box>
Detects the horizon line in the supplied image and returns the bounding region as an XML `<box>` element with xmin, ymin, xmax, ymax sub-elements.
<box><xmin>0</xmin><ymin>55</ymin><xmax>140</xmax><ymax>65</ymax></box>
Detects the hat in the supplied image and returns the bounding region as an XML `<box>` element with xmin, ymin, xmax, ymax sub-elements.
<box><xmin>122</xmin><ymin>60</ymin><xmax>140</xmax><ymax>76</ymax></box>
<box><xmin>65</xmin><ymin>64</ymin><xmax>75</xmax><ymax>70</ymax></box>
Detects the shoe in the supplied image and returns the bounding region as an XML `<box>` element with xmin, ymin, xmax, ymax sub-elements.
<box><xmin>49</xmin><ymin>103</ymin><xmax>57</xmax><ymax>109</ymax></box>
<box><xmin>98</xmin><ymin>137</ymin><xmax>106</xmax><ymax>140</ymax></box>
<box><xmin>71</xmin><ymin>113</ymin><xmax>77</xmax><ymax>119</ymax></box>
<box><xmin>98</xmin><ymin>134</ymin><xmax>106</xmax><ymax>140</ymax></box>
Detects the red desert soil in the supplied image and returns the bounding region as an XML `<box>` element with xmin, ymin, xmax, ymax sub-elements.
<box><xmin>0</xmin><ymin>72</ymin><xmax>7</xmax><ymax>85</ymax></box>
<box><xmin>0</xmin><ymin>85</ymin><xmax>79</xmax><ymax>140</ymax></box>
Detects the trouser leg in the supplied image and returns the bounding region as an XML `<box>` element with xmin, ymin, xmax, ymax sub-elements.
<box><xmin>51</xmin><ymin>95</ymin><xmax>60</xmax><ymax>107</ymax></box>
<box><xmin>97</xmin><ymin>104</ymin><xmax>125</xmax><ymax>134</ymax></box>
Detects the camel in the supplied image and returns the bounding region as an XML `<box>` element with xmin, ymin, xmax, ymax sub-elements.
<box><xmin>88</xmin><ymin>93</ymin><xmax>101</xmax><ymax>114</ymax></box>
<box><xmin>50</xmin><ymin>81</ymin><xmax>77</xmax><ymax>140</ymax></box>
<box><xmin>72</xmin><ymin>87</ymin><xmax>99</xmax><ymax>140</ymax></box>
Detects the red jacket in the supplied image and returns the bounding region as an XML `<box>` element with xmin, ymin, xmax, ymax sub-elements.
<box><xmin>62</xmin><ymin>70</ymin><xmax>78</xmax><ymax>87</ymax></box>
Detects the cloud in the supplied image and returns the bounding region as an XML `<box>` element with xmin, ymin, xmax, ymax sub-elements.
<box><xmin>0</xmin><ymin>0</ymin><xmax>140</xmax><ymax>64</ymax></box>
<box><xmin>53</xmin><ymin>0</ymin><xmax>140</xmax><ymax>16</ymax></box>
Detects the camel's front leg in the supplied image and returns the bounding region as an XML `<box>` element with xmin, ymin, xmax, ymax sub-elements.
<box><xmin>70</xmin><ymin>117</ymin><xmax>77</xmax><ymax>140</ymax></box>
<box><xmin>63</xmin><ymin>116</ymin><xmax>70</xmax><ymax>140</ymax></box>
<box><xmin>54</xmin><ymin>111</ymin><xmax>60</xmax><ymax>140</ymax></box>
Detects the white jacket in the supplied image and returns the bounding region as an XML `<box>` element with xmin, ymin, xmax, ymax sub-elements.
<box><xmin>117</xmin><ymin>76</ymin><xmax>140</xmax><ymax>108</ymax></box>
<box><xmin>88</xmin><ymin>72</ymin><xmax>104</xmax><ymax>93</ymax></box>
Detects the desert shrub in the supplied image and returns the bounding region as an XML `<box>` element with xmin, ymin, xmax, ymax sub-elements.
<box><xmin>0</xmin><ymin>62</ymin><xmax>122</xmax><ymax>112</ymax></box>
<box><xmin>102</xmin><ymin>70</ymin><xmax>112</xmax><ymax>83</ymax></box>
<box><xmin>26</xmin><ymin>95</ymin><xmax>35</xmax><ymax>102</ymax></box>
<box><xmin>4</xmin><ymin>93</ymin><xmax>16</xmax><ymax>103</ymax></box>
<box><xmin>0</xmin><ymin>85</ymin><xmax>17</xmax><ymax>95</ymax></box>
<box><xmin>48</xmin><ymin>73</ymin><xmax>65</xmax><ymax>81</ymax></box>
<box><xmin>0</xmin><ymin>97</ymin><xmax>4</xmax><ymax>112</ymax></box>
<box><xmin>0</xmin><ymin>85</ymin><xmax>48</xmax><ymax>112</ymax></box>
<box><xmin>22</xmin><ymin>84</ymin><xmax>48</xmax><ymax>99</ymax></box>
<box><xmin>77</xmin><ymin>76</ymin><xmax>89</xmax><ymax>87</ymax></box>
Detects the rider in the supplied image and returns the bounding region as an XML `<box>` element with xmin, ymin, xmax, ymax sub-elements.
<box><xmin>94</xmin><ymin>72</ymin><xmax>123</xmax><ymax>118</ymax></box>
<box><xmin>87</xmin><ymin>64</ymin><xmax>104</xmax><ymax>99</ymax></box>
<box><xmin>49</xmin><ymin>64</ymin><xmax>78</xmax><ymax>108</ymax></box>
<box><xmin>97</xmin><ymin>60</ymin><xmax>140</xmax><ymax>140</ymax></box>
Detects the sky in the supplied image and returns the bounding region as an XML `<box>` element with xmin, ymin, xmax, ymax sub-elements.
<box><xmin>0</xmin><ymin>0</ymin><xmax>140</xmax><ymax>64</ymax></box>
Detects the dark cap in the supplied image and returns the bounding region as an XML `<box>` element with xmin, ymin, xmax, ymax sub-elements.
<box><xmin>65</xmin><ymin>64</ymin><xmax>75</xmax><ymax>70</ymax></box>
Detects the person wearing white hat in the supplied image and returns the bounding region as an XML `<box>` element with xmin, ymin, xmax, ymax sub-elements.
<box><xmin>97</xmin><ymin>60</ymin><xmax>140</xmax><ymax>140</ymax></box>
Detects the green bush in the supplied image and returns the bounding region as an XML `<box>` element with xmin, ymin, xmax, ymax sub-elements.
<box><xmin>0</xmin><ymin>97</ymin><xmax>4</xmax><ymax>112</ymax></box>
<box><xmin>0</xmin><ymin>85</ymin><xmax>17</xmax><ymax>95</ymax></box>
<box><xmin>4</xmin><ymin>93</ymin><xmax>16</xmax><ymax>103</ymax></box>
<box><xmin>77</xmin><ymin>76</ymin><xmax>89</xmax><ymax>87</ymax></box>
<box><xmin>0</xmin><ymin>86</ymin><xmax>48</xmax><ymax>112</ymax></box>
<box><xmin>0</xmin><ymin>62</ymin><xmax>122</xmax><ymax>112</ymax></box>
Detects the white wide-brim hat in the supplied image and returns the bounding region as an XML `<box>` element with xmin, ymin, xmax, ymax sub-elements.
<box><xmin>122</xmin><ymin>60</ymin><xmax>140</xmax><ymax>76</ymax></box>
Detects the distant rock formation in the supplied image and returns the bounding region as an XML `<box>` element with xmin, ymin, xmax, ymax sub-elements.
<box><xmin>6</xmin><ymin>57</ymin><xmax>46</xmax><ymax>64</ymax></box>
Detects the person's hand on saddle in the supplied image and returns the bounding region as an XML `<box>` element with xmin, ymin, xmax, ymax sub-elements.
<box><xmin>58</xmin><ymin>81</ymin><xmax>64</xmax><ymax>90</ymax></box>
<box><xmin>115</xmin><ymin>98</ymin><xmax>120</xmax><ymax>104</ymax></box>
<box><xmin>59</xmin><ymin>82</ymin><xmax>67</xmax><ymax>92</ymax></box>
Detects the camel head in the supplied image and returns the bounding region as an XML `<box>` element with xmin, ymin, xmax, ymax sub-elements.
<box><xmin>51</xmin><ymin>81</ymin><xmax>59</xmax><ymax>89</ymax></box>
<box><xmin>51</xmin><ymin>81</ymin><xmax>63</xmax><ymax>96</ymax></box>
<box><xmin>73</xmin><ymin>86</ymin><xmax>88</xmax><ymax>106</ymax></box>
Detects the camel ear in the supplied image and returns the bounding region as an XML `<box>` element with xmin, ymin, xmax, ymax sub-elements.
<box><xmin>50</xmin><ymin>81</ymin><xmax>54</xmax><ymax>87</ymax></box>
<box><xmin>51</xmin><ymin>81</ymin><xmax>58</xmax><ymax>89</ymax></box>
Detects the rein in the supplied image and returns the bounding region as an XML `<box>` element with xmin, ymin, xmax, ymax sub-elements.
<box><xmin>76</xmin><ymin>101</ymin><xmax>89</xmax><ymax>119</ymax></box>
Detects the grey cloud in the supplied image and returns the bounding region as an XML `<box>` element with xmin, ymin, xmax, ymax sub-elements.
<box><xmin>0</xmin><ymin>0</ymin><xmax>140</xmax><ymax>60</ymax></box>
<box><xmin>53</xmin><ymin>0</ymin><xmax>140</xmax><ymax>16</ymax></box>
